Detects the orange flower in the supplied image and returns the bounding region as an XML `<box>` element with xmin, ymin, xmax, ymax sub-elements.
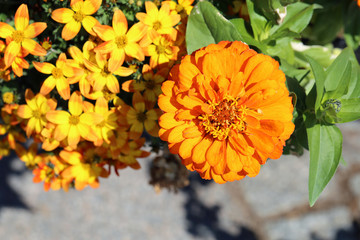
<box><xmin>158</xmin><ymin>41</ymin><xmax>295</xmax><ymax>183</ymax></box>
<box><xmin>357</xmin><ymin>0</ymin><xmax>360</xmax><ymax>7</ymax></box>
<box><xmin>0</xmin><ymin>4</ymin><xmax>47</xmax><ymax>66</ymax></box>
<box><xmin>51</xmin><ymin>0</ymin><xmax>102</xmax><ymax>41</ymax></box>
<box><xmin>162</xmin><ymin>0</ymin><xmax>194</xmax><ymax>20</ymax></box>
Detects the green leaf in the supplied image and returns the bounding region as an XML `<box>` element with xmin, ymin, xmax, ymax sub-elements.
<box><xmin>333</xmin><ymin>98</ymin><xmax>360</xmax><ymax>123</ymax></box>
<box><xmin>270</xmin><ymin>2</ymin><xmax>320</xmax><ymax>35</ymax></box>
<box><xmin>342</xmin><ymin>58</ymin><xmax>360</xmax><ymax>99</ymax></box>
<box><xmin>246</xmin><ymin>0</ymin><xmax>269</xmax><ymax>40</ymax></box>
<box><xmin>324</xmin><ymin>48</ymin><xmax>354</xmax><ymax>93</ymax></box>
<box><xmin>186</xmin><ymin>1</ymin><xmax>242</xmax><ymax>54</ymax></box>
<box><xmin>229</xmin><ymin>18</ymin><xmax>266</xmax><ymax>51</ymax></box>
<box><xmin>305</xmin><ymin>56</ymin><xmax>326</xmax><ymax>116</ymax></box>
<box><xmin>306</xmin><ymin>122</ymin><xmax>342</xmax><ymax>206</ymax></box>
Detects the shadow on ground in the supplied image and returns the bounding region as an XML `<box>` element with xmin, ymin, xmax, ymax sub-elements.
<box><xmin>182</xmin><ymin>174</ymin><xmax>258</xmax><ymax>240</ymax></box>
<box><xmin>0</xmin><ymin>154</ymin><xmax>29</xmax><ymax>213</ymax></box>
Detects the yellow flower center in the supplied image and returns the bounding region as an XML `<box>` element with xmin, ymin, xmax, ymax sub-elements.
<box><xmin>32</xmin><ymin>109</ymin><xmax>42</xmax><ymax>119</ymax></box>
<box><xmin>153</xmin><ymin>21</ymin><xmax>162</xmax><ymax>31</ymax></box>
<box><xmin>52</xmin><ymin>68</ymin><xmax>63</xmax><ymax>79</ymax></box>
<box><xmin>42</xmin><ymin>41</ymin><xmax>52</xmax><ymax>51</ymax></box>
<box><xmin>69</xmin><ymin>115</ymin><xmax>80</xmax><ymax>125</ymax></box>
<box><xmin>12</xmin><ymin>31</ymin><xmax>24</xmax><ymax>43</ymax></box>
<box><xmin>115</xmin><ymin>35</ymin><xmax>128</xmax><ymax>49</ymax></box>
<box><xmin>145</xmin><ymin>79</ymin><xmax>156</xmax><ymax>90</ymax></box>
<box><xmin>102</xmin><ymin>90</ymin><xmax>116</xmax><ymax>101</ymax></box>
<box><xmin>2</xmin><ymin>92</ymin><xmax>14</xmax><ymax>104</ymax></box>
<box><xmin>198</xmin><ymin>96</ymin><xmax>247</xmax><ymax>140</ymax></box>
<box><xmin>156</xmin><ymin>44</ymin><xmax>166</xmax><ymax>54</ymax></box>
<box><xmin>136</xmin><ymin>112</ymin><xmax>147</xmax><ymax>122</ymax></box>
<box><xmin>73</xmin><ymin>11</ymin><xmax>85</xmax><ymax>22</ymax></box>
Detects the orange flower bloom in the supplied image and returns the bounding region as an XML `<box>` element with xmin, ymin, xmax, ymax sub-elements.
<box><xmin>158</xmin><ymin>41</ymin><xmax>295</xmax><ymax>183</ymax></box>
<box><xmin>51</xmin><ymin>0</ymin><xmax>101</xmax><ymax>41</ymax></box>
<box><xmin>357</xmin><ymin>0</ymin><xmax>360</xmax><ymax>7</ymax></box>
<box><xmin>0</xmin><ymin>4</ymin><xmax>47</xmax><ymax>66</ymax></box>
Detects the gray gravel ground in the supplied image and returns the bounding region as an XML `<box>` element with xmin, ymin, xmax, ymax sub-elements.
<box><xmin>0</xmin><ymin>121</ymin><xmax>360</xmax><ymax>240</ymax></box>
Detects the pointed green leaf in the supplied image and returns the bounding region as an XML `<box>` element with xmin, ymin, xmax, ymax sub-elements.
<box><xmin>305</xmin><ymin>56</ymin><xmax>326</xmax><ymax>115</ymax></box>
<box><xmin>306</xmin><ymin>122</ymin><xmax>342</xmax><ymax>206</ymax></box>
<box><xmin>246</xmin><ymin>0</ymin><xmax>269</xmax><ymax>40</ymax></box>
<box><xmin>324</xmin><ymin>48</ymin><xmax>353</xmax><ymax>92</ymax></box>
<box><xmin>344</xmin><ymin>1</ymin><xmax>360</xmax><ymax>50</ymax></box>
<box><xmin>186</xmin><ymin>1</ymin><xmax>242</xmax><ymax>54</ymax></box>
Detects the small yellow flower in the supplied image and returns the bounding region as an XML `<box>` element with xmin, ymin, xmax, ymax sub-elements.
<box><xmin>2</xmin><ymin>92</ymin><xmax>14</xmax><ymax>104</ymax></box>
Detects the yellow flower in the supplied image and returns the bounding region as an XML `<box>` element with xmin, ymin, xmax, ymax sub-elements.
<box><xmin>0</xmin><ymin>4</ymin><xmax>47</xmax><ymax>66</ymax></box>
<box><xmin>17</xmin><ymin>89</ymin><xmax>57</xmax><ymax>137</ymax></box>
<box><xmin>15</xmin><ymin>143</ymin><xmax>42</xmax><ymax>168</ymax></box>
<box><xmin>145</xmin><ymin>35</ymin><xmax>179</xmax><ymax>69</ymax></box>
<box><xmin>2</xmin><ymin>92</ymin><xmax>14</xmax><ymax>104</ymax></box>
<box><xmin>125</xmin><ymin>91</ymin><xmax>162</xmax><ymax>139</ymax></box>
<box><xmin>51</xmin><ymin>0</ymin><xmax>102</xmax><ymax>41</ymax></box>
<box><xmin>136</xmin><ymin>1</ymin><xmax>180</xmax><ymax>43</ymax></box>
<box><xmin>93</xmin><ymin>9</ymin><xmax>146</xmax><ymax>72</ymax></box>
<box><xmin>46</xmin><ymin>91</ymin><xmax>103</xmax><ymax>149</ymax></box>
<box><xmin>34</xmin><ymin>53</ymin><xmax>83</xmax><ymax>100</ymax></box>
<box><xmin>162</xmin><ymin>0</ymin><xmax>194</xmax><ymax>19</ymax></box>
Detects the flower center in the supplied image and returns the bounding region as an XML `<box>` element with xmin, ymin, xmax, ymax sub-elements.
<box><xmin>136</xmin><ymin>112</ymin><xmax>147</xmax><ymax>122</ymax></box>
<box><xmin>153</xmin><ymin>21</ymin><xmax>162</xmax><ymax>31</ymax></box>
<box><xmin>145</xmin><ymin>79</ymin><xmax>156</xmax><ymax>90</ymax></box>
<box><xmin>73</xmin><ymin>11</ymin><xmax>85</xmax><ymax>22</ymax></box>
<box><xmin>32</xmin><ymin>109</ymin><xmax>42</xmax><ymax>119</ymax></box>
<box><xmin>156</xmin><ymin>44</ymin><xmax>166</xmax><ymax>54</ymax></box>
<box><xmin>52</xmin><ymin>68</ymin><xmax>63</xmax><ymax>79</ymax></box>
<box><xmin>101</xmin><ymin>65</ymin><xmax>111</xmax><ymax>77</ymax></box>
<box><xmin>12</xmin><ymin>31</ymin><xmax>24</xmax><ymax>43</ymax></box>
<box><xmin>115</xmin><ymin>35</ymin><xmax>128</xmax><ymax>49</ymax></box>
<box><xmin>69</xmin><ymin>115</ymin><xmax>80</xmax><ymax>125</ymax></box>
<box><xmin>198</xmin><ymin>96</ymin><xmax>247</xmax><ymax>140</ymax></box>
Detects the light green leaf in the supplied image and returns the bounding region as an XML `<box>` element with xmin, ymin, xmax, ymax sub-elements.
<box><xmin>334</xmin><ymin>98</ymin><xmax>360</xmax><ymax>123</ymax></box>
<box><xmin>305</xmin><ymin>56</ymin><xmax>326</xmax><ymax>115</ymax></box>
<box><xmin>324</xmin><ymin>48</ymin><xmax>354</xmax><ymax>93</ymax></box>
<box><xmin>186</xmin><ymin>1</ymin><xmax>242</xmax><ymax>54</ymax></box>
<box><xmin>246</xmin><ymin>0</ymin><xmax>269</xmax><ymax>40</ymax></box>
<box><xmin>306</xmin><ymin>122</ymin><xmax>342</xmax><ymax>206</ymax></box>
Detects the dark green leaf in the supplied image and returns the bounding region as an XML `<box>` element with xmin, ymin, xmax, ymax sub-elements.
<box><xmin>344</xmin><ymin>1</ymin><xmax>360</xmax><ymax>50</ymax></box>
<box><xmin>186</xmin><ymin>1</ymin><xmax>242</xmax><ymax>54</ymax></box>
<box><xmin>306</xmin><ymin>122</ymin><xmax>342</xmax><ymax>206</ymax></box>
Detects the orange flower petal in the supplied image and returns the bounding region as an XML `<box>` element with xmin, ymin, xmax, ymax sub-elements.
<box><xmin>15</xmin><ymin>4</ymin><xmax>29</xmax><ymax>31</ymax></box>
<box><xmin>24</xmin><ymin>22</ymin><xmax>47</xmax><ymax>38</ymax></box>
<box><xmin>62</xmin><ymin>20</ymin><xmax>81</xmax><ymax>41</ymax></box>
<box><xmin>69</xmin><ymin>91</ymin><xmax>83</xmax><ymax>116</ymax></box>
<box><xmin>82</xmin><ymin>16</ymin><xmax>99</xmax><ymax>36</ymax></box>
<box><xmin>51</xmin><ymin>8</ymin><xmax>74</xmax><ymax>24</ymax></box>
<box><xmin>22</xmin><ymin>38</ymin><xmax>47</xmax><ymax>56</ymax></box>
